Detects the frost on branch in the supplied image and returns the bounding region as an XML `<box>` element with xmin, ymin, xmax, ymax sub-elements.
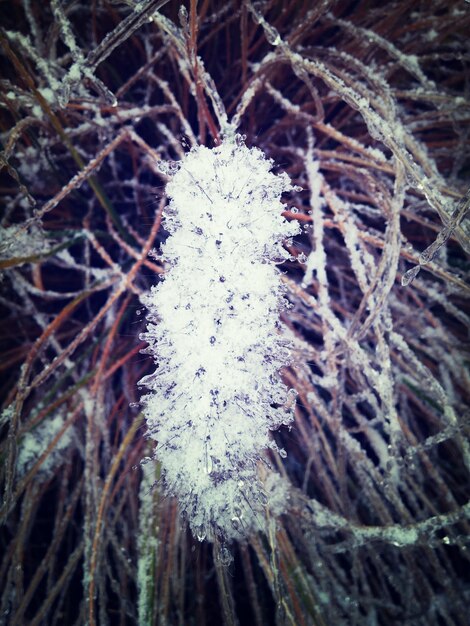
<box><xmin>139</xmin><ymin>136</ymin><xmax>300</xmax><ymax>541</ymax></box>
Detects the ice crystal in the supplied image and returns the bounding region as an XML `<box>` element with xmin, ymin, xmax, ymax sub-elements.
<box><xmin>140</xmin><ymin>136</ymin><xmax>300</xmax><ymax>541</ymax></box>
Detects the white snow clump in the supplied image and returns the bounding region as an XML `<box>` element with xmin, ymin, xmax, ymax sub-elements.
<box><xmin>139</xmin><ymin>135</ymin><xmax>299</xmax><ymax>542</ymax></box>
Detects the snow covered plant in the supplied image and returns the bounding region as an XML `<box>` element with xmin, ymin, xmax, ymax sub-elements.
<box><xmin>139</xmin><ymin>134</ymin><xmax>300</xmax><ymax>542</ymax></box>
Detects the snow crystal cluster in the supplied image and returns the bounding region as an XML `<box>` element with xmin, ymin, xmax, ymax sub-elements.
<box><xmin>139</xmin><ymin>135</ymin><xmax>299</xmax><ymax>541</ymax></box>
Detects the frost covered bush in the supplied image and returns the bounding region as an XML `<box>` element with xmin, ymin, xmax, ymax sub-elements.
<box><xmin>140</xmin><ymin>136</ymin><xmax>299</xmax><ymax>541</ymax></box>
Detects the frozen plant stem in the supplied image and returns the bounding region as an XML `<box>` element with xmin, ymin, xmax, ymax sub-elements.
<box><xmin>140</xmin><ymin>135</ymin><xmax>299</xmax><ymax>541</ymax></box>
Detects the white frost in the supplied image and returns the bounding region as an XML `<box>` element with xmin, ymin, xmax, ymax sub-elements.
<box><xmin>0</xmin><ymin>224</ymin><xmax>50</xmax><ymax>261</ymax></box>
<box><xmin>16</xmin><ymin>411</ymin><xmax>74</xmax><ymax>479</ymax></box>
<box><xmin>140</xmin><ymin>135</ymin><xmax>299</xmax><ymax>541</ymax></box>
